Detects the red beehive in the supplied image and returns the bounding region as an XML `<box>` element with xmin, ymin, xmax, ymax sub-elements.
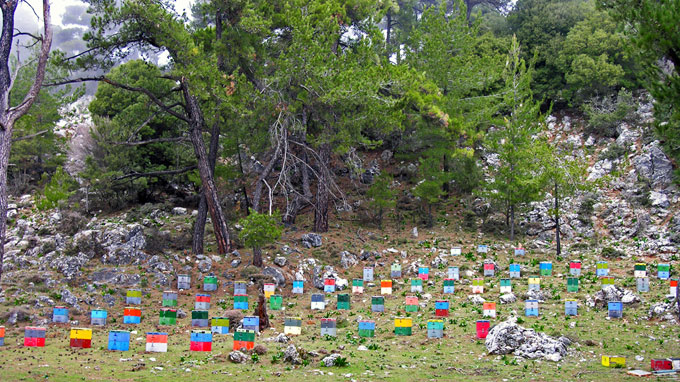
<box><xmin>476</xmin><ymin>320</ymin><xmax>490</xmax><ymax>339</ymax></box>
<box><xmin>324</xmin><ymin>278</ymin><xmax>335</xmax><ymax>286</ymax></box>
<box><xmin>196</xmin><ymin>295</ymin><xmax>211</xmax><ymax>303</ymax></box>
<box><xmin>651</xmin><ymin>359</ymin><xmax>672</xmax><ymax>371</ymax></box>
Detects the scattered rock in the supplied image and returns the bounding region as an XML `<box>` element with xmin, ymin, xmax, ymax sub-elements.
<box><xmin>650</xmin><ymin>191</ymin><xmax>670</xmax><ymax>208</ymax></box>
<box><xmin>633</xmin><ymin>141</ymin><xmax>673</xmax><ymax>188</ymax></box>
<box><xmin>301</xmin><ymin>233</ymin><xmax>322</xmax><ymax>248</ymax></box>
<box><xmin>263</xmin><ymin>266</ymin><xmax>286</xmax><ymax>287</ymax></box>
<box><xmin>591</xmin><ymin>285</ymin><xmax>640</xmax><ymax>308</ymax></box>
<box><xmin>500</xmin><ymin>293</ymin><xmax>517</xmax><ymax>304</ymax></box>
<box><xmin>411</xmin><ymin>227</ymin><xmax>418</xmax><ymax>238</ymax></box>
<box><xmin>171</xmin><ymin>207</ymin><xmax>188</xmax><ymax>215</ymax></box>
<box><xmin>4</xmin><ymin>308</ymin><xmax>30</xmax><ymax>325</ymax></box>
<box><xmin>176</xmin><ymin>309</ymin><xmax>187</xmax><ymax>319</ymax></box>
<box><xmin>274</xmin><ymin>257</ymin><xmax>287</xmax><ymax>267</ymax></box>
<box><xmin>229</xmin><ymin>351</ymin><xmax>248</xmax><ymax>363</ymax></box>
<box><xmin>253</xmin><ymin>344</ymin><xmax>268</xmax><ymax>355</ymax></box>
<box><xmin>322</xmin><ymin>353</ymin><xmax>343</xmax><ymax>367</ymax></box>
<box><xmin>485</xmin><ymin>317</ymin><xmax>569</xmax><ymax>361</ymax></box>
<box><xmin>197</xmin><ymin>258</ymin><xmax>212</xmax><ymax>273</ymax></box>
<box><xmin>231</xmin><ymin>259</ymin><xmax>241</xmax><ymax>268</ymax></box>
<box><xmin>340</xmin><ymin>251</ymin><xmax>358</xmax><ymax>269</ymax></box>
<box><xmin>467</xmin><ymin>295</ymin><xmax>486</xmax><ymax>304</ymax></box>
<box><xmin>284</xmin><ymin>344</ymin><xmax>302</xmax><ymax>365</ymax></box>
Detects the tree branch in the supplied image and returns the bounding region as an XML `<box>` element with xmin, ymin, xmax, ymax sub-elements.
<box><xmin>11</xmin><ymin>129</ymin><xmax>48</xmax><ymax>142</ymax></box>
<box><xmin>111</xmin><ymin>136</ymin><xmax>188</xmax><ymax>146</ymax></box>
<box><xmin>113</xmin><ymin>165</ymin><xmax>197</xmax><ymax>181</ymax></box>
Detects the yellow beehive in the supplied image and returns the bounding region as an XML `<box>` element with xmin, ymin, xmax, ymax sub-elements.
<box><xmin>70</xmin><ymin>328</ymin><xmax>93</xmax><ymax>340</ymax></box>
<box><xmin>394</xmin><ymin>318</ymin><xmax>413</xmax><ymax>328</ymax></box>
<box><xmin>601</xmin><ymin>355</ymin><xmax>626</xmax><ymax>367</ymax></box>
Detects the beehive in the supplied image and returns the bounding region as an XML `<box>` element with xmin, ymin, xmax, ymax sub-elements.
<box><xmin>24</xmin><ymin>327</ymin><xmax>46</xmax><ymax>347</ymax></box>
<box><xmin>391</xmin><ymin>263</ymin><xmax>402</xmax><ymax>278</ymax></box>
<box><xmin>608</xmin><ymin>301</ymin><xmax>622</xmax><ymax>318</ymax></box>
<box><xmin>443</xmin><ymin>279</ymin><xmax>455</xmax><ymax>294</ymax></box>
<box><xmin>243</xmin><ymin>316</ymin><xmax>260</xmax><ymax>333</ymax></box>
<box><xmin>567</xmin><ymin>277</ymin><xmax>579</xmax><ymax>293</ymax></box>
<box><xmin>435</xmin><ymin>300</ymin><xmax>449</xmax><ymax>317</ymax></box>
<box><xmin>352</xmin><ymin>279</ymin><xmax>364</xmax><ymax>294</ymax></box>
<box><xmin>292</xmin><ymin>280</ymin><xmax>304</xmax><ymax>294</ymax></box>
<box><xmin>358</xmin><ymin>320</ymin><xmax>375</xmax><ymax>337</ymax></box>
<box><xmin>634</xmin><ymin>263</ymin><xmax>647</xmax><ymax>278</ymax></box>
<box><xmin>195</xmin><ymin>293</ymin><xmax>211</xmax><ymax>310</ymax></box>
<box><xmin>191</xmin><ymin>310</ymin><xmax>209</xmax><ymax>327</ymax></box>
<box><xmin>670</xmin><ymin>279</ymin><xmax>678</xmax><ymax>298</ymax></box>
<box><xmin>52</xmin><ymin>306</ymin><xmax>68</xmax><ymax>323</ymax></box>
<box><xmin>448</xmin><ymin>266</ymin><xmax>460</xmax><ymax>280</ymax></box>
<box><xmin>311</xmin><ymin>294</ymin><xmax>325</xmax><ymax>310</ymax></box>
<box><xmin>411</xmin><ymin>278</ymin><xmax>423</xmax><ymax>293</ymax></box>
<box><xmin>162</xmin><ymin>291</ymin><xmax>178</xmax><ymax>307</ymax></box>
<box><xmin>601</xmin><ymin>355</ymin><xmax>625</xmax><ymax>367</ymax></box>
<box><xmin>394</xmin><ymin>317</ymin><xmax>412</xmax><ymax>336</ymax></box>
<box><xmin>476</xmin><ymin>320</ymin><xmax>490</xmax><ymax>339</ymax></box>
<box><xmin>211</xmin><ymin>317</ymin><xmax>230</xmax><ymax>334</ymax></box>
<box><xmin>320</xmin><ymin>318</ymin><xmax>337</xmax><ymax>337</ymax></box>
<box><xmin>659</xmin><ymin>264</ymin><xmax>670</xmax><ymax>280</ymax></box>
<box><xmin>418</xmin><ymin>267</ymin><xmax>429</xmax><ymax>281</ymax></box>
<box><xmin>569</xmin><ymin>261</ymin><xmax>581</xmax><ymax>276</ymax></box>
<box><xmin>159</xmin><ymin>308</ymin><xmax>177</xmax><ymax>326</ymax></box>
<box><xmin>123</xmin><ymin>307</ymin><xmax>141</xmax><ymax>324</ymax></box>
<box><xmin>233</xmin><ymin>329</ymin><xmax>255</xmax><ymax>351</ymax></box>
<box><xmin>203</xmin><ymin>276</ymin><xmax>218</xmax><ymax>292</ymax></box>
<box><xmin>477</xmin><ymin>245</ymin><xmax>488</xmax><ymax>253</ymax></box>
<box><xmin>363</xmin><ymin>267</ymin><xmax>374</xmax><ymax>282</ymax></box>
<box><xmin>509</xmin><ymin>263</ymin><xmax>521</xmax><ymax>278</ymax></box>
<box><xmin>483</xmin><ymin>262</ymin><xmax>495</xmax><ymax>277</ymax></box>
<box><xmin>0</xmin><ymin>326</ymin><xmax>4</xmax><ymax>346</ymax></box>
<box><xmin>596</xmin><ymin>261</ymin><xmax>609</xmax><ymax>277</ymax></box>
<box><xmin>482</xmin><ymin>302</ymin><xmax>496</xmax><ymax>318</ymax></box>
<box><xmin>190</xmin><ymin>330</ymin><xmax>212</xmax><ymax>352</ymax></box>
<box><xmin>600</xmin><ymin>276</ymin><xmax>615</xmax><ymax>289</ymax></box>
<box><xmin>107</xmin><ymin>330</ymin><xmax>130</xmax><ymax>351</ymax></box>
<box><xmin>528</xmin><ymin>276</ymin><xmax>540</xmax><ymax>292</ymax></box>
<box><xmin>145</xmin><ymin>332</ymin><xmax>168</xmax><ymax>353</ymax></box>
<box><xmin>471</xmin><ymin>278</ymin><xmax>484</xmax><ymax>294</ymax></box>
<box><xmin>284</xmin><ymin>317</ymin><xmax>302</xmax><ymax>336</ymax></box>
<box><xmin>427</xmin><ymin>319</ymin><xmax>444</xmax><ymax>339</ymax></box>
<box><xmin>269</xmin><ymin>294</ymin><xmax>283</xmax><ymax>310</ymax></box>
<box><xmin>234</xmin><ymin>294</ymin><xmax>248</xmax><ymax>310</ymax></box>
<box><xmin>539</xmin><ymin>262</ymin><xmax>553</xmax><ymax>276</ymax></box>
<box><xmin>451</xmin><ymin>247</ymin><xmax>462</xmax><ymax>256</ymax></box>
<box><xmin>337</xmin><ymin>294</ymin><xmax>350</xmax><ymax>310</ymax></box>
<box><xmin>565</xmin><ymin>299</ymin><xmax>578</xmax><ymax>316</ymax></box>
<box><xmin>525</xmin><ymin>300</ymin><xmax>539</xmax><ymax>317</ymax></box>
<box><xmin>405</xmin><ymin>296</ymin><xmax>419</xmax><ymax>312</ymax></box>
<box><xmin>371</xmin><ymin>296</ymin><xmax>385</xmax><ymax>313</ymax></box>
<box><xmin>263</xmin><ymin>283</ymin><xmax>275</xmax><ymax>299</ymax></box>
<box><xmin>91</xmin><ymin>309</ymin><xmax>107</xmax><ymax>326</ymax></box>
<box><xmin>651</xmin><ymin>359</ymin><xmax>672</xmax><ymax>371</ymax></box>
<box><xmin>514</xmin><ymin>247</ymin><xmax>525</xmax><ymax>256</ymax></box>
<box><xmin>637</xmin><ymin>277</ymin><xmax>650</xmax><ymax>292</ymax></box>
<box><xmin>177</xmin><ymin>274</ymin><xmax>191</xmax><ymax>290</ymax></box>
<box><xmin>126</xmin><ymin>289</ymin><xmax>142</xmax><ymax>305</ymax></box>
<box><xmin>324</xmin><ymin>278</ymin><xmax>336</xmax><ymax>293</ymax></box>
<box><xmin>69</xmin><ymin>327</ymin><xmax>92</xmax><ymax>349</ymax></box>
<box><xmin>500</xmin><ymin>279</ymin><xmax>512</xmax><ymax>294</ymax></box>
<box><xmin>380</xmin><ymin>279</ymin><xmax>393</xmax><ymax>295</ymax></box>
<box><xmin>234</xmin><ymin>280</ymin><xmax>247</xmax><ymax>296</ymax></box>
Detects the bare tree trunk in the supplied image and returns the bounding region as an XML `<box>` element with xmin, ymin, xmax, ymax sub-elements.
<box><xmin>0</xmin><ymin>0</ymin><xmax>52</xmax><ymax>285</ymax></box>
<box><xmin>257</xmin><ymin>291</ymin><xmax>270</xmax><ymax>331</ymax></box>
<box><xmin>314</xmin><ymin>143</ymin><xmax>330</xmax><ymax>233</ymax></box>
<box><xmin>191</xmin><ymin>116</ymin><xmax>219</xmax><ymax>254</ymax></box>
<box><xmin>252</xmin><ymin>147</ymin><xmax>280</xmax><ymax>213</ymax></box>
<box><xmin>183</xmin><ymin>81</ymin><xmax>231</xmax><ymax>254</ymax></box>
<box><xmin>555</xmin><ymin>181</ymin><xmax>561</xmax><ymax>256</ymax></box>
<box><xmin>253</xmin><ymin>246</ymin><xmax>263</xmax><ymax>267</ymax></box>
<box><xmin>510</xmin><ymin>204</ymin><xmax>515</xmax><ymax>241</ymax></box>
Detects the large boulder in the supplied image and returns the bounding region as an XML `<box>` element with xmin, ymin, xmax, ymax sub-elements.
<box><xmin>485</xmin><ymin>317</ymin><xmax>570</xmax><ymax>362</ymax></box>
<box><xmin>301</xmin><ymin>233</ymin><xmax>322</xmax><ymax>248</ymax></box>
<box><xmin>284</xmin><ymin>344</ymin><xmax>302</xmax><ymax>365</ymax></box>
<box><xmin>229</xmin><ymin>351</ymin><xmax>248</xmax><ymax>363</ymax></box>
<box><xmin>263</xmin><ymin>266</ymin><xmax>286</xmax><ymax>287</ymax></box>
<box><xmin>340</xmin><ymin>251</ymin><xmax>358</xmax><ymax>269</ymax></box>
<box><xmin>589</xmin><ymin>285</ymin><xmax>640</xmax><ymax>308</ymax></box>
<box><xmin>633</xmin><ymin>141</ymin><xmax>673</xmax><ymax>188</ymax></box>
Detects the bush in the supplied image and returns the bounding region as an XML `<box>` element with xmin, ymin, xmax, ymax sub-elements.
<box><xmin>57</xmin><ymin>210</ymin><xmax>89</xmax><ymax>236</ymax></box>
<box><xmin>582</xmin><ymin>89</ymin><xmax>636</xmax><ymax>138</ymax></box>
<box><xmin>601</xmin><ymin>246</ymin><xmax>625</xmax><ymax>258</ymax></box>
<box><xmin>577</xmin><ymin>193</ymin><xmax>597</xmax><ymax>226</ymax></box>
<box><xmin>599</xmin><ymin>144</ymin><xmax>627</xmax><ymax>161</ymax></box>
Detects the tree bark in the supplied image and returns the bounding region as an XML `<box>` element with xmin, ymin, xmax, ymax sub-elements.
<box><xmin>257</xmin><ymin>291</ymin><xmax>270</xmax><ymax>331</ymax></box>
<box><xmin>510</xmin><ymin>203</ymin><xmax>515</xmax><ymax>241</ymax></box>
<box><xmin>314</xmin><ymin>143</ymin><xmax>330</xmax><ymax>233</ymax></box>
<box><xmin>253</xmin><ymin>246</ymin><xmax>263</xmax><ymax>267</ymax></box>
<box><xmin>182</xmin><ymin>80</ymin><xmax>231</xmax><ymax>254</ymax></box>
<box><xmin>555</xmin><ymin>181</ymin><xmax>561</xmax><ymax>256</ymax></box>
<box><xmin>0</xmin><ymin>0</ymin><xmax>52</xmax><ymax>285</ymax></box>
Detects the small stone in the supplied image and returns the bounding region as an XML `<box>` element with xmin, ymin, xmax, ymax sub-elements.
<box><xmin>274</xmin><ymin>257</ymin><xmax>287</xmax><ymax>267</ymax></box>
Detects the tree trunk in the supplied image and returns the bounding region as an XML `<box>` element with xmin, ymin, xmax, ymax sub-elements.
<box><xmin>183</xmin><ymin>81</ymin><xmax>231</xmax><ymax>254</ymax></box>
<box><xmin>386</xmin><ymin>10</ymin><xmax>392</xmax><ymax>52</ymax></box>
<box><xmin>510</xmin><ymin>204</ymin><xmax>515</xmax><ymax>241</ymax></box>
<box><xmin>257</xmin><ymin>291</ymin><xmax>270</xmax><ymax>331</ymax></box>
<box><xmin>0</xmin><ymin>0</ymin><xmax>52</xmax><ymax>285</ymax></box>
<box><xmin>555</xmin><ymin>181</ymin><xmax>561</xmax><ymax>256</ymax></box>
<box><xmin>314</xmin><ymin>143</ymin><xmax>330</xmax><ymax>233</ymax></box>
<box><xmin>253</xmin><ymin>246</ymin><xmax>263</xmax><ymax>267</ymax></box>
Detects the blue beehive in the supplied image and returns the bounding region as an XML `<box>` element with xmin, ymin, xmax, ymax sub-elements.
<box><xmin>190</xmin><ymin>330</ymin><xmax>213</xmax><ymax>343</ymax></box>
<box><xmin>539</xmin><ymin>262</ymin><xmax>553</xmax><ymax>276</ymax></box>
<box><xmin>108</xmin><ymin>330</ymin><xmax>130</xmax><ymax>351</ymax></box>
<box><xmin>509</xmin><ymin>264</ymin><xmax>521</xmax><ymax>278</ymax></box>
<box><xmin>448</xmin><ymin>266</ymin><xmax>459</xmax><ymax>280</ymax></box>
<box><xmin>311</xmin><ymin>294</ymin><xmax>325</xmax><ymax>310</ymax></box>
<box><xmin>659</xmin><ymin>264</ymin><xmax>670</xmax><ymax>280</ymax></box>
<box><xmin>637</xmin><ymin>277</ymin><xmax>650</xmax><ymax>292</ymax></box>
<box><xmin>91</xmin><ymin>310</ymin><xmax>107</xmax><ymax>326</ymax></box>
<box><xmin>525</xmin><ymin>300</ymin><xmax>539</xmax><ymax>317</ymax></box>
<box><xmin>292</xmin><ymin>280</ymin><xmax>304</xmax><ymax>294</ymax></box>
<box><xmin>243</xmin><ymin>316</ymin><xmax>260</xmax><ymax>333</ymax></box>
<box><xmin>596</xmin><ymin>261</ymin><xmax>609</xmax><ymax>277</ymax></box>
<box><xmin>443</xmin><ymin>279</ymin><xmax>455</xmax><ymax>294</ymax></box>
<box><xmin>565</xmin><ymin>299</ymin><xmax>578</xmax><ymax>316</ymax></box>
<box><xmin>53</xmin><ymin>306</ymin><xmax>68</xmax><ymax>323</ymax></box>
<box><xmin>608</xmin><ymin>301</ymin><xmax>623</xmax><ymax>318</ymax></box>
<box><xmin>514</xmin><ymin>248</ymin><xmax>525</xmax><ymax>256</ymax></box>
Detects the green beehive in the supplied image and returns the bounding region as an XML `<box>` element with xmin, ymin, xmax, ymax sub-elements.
<box><xmin>159</xmin><ymin>309</ymin><xmax>177</xmax><ymax>325</ymax></box>
<box><xmin>567</xmin><ymin>277</ymin><xmax>578</xmax><ymax>292</ymax></box>
<box><xmin>337</xmin><ymin>294</ymin><xmax>350</xmax><ymax>310</ymax></box>
<box><xmin>270</xmin><ymin>295</ymin><xmax>283</xmax><ymax>310</ymax></box>
<box><xmin>234</xmin><ymin>329</ymin><xmax>256</xmax><ymax>342</ymax></box>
